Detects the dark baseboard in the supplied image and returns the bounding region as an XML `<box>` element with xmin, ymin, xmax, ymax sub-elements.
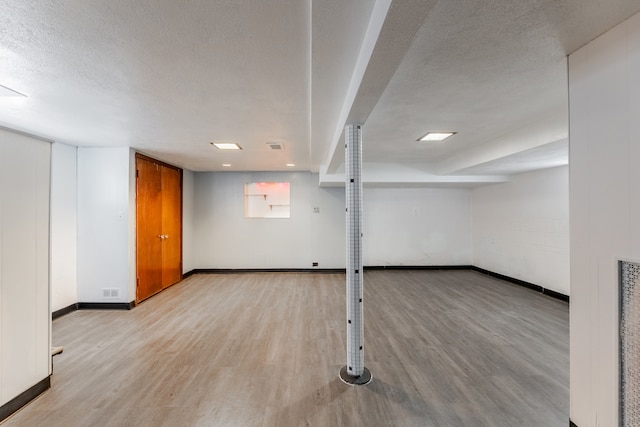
<box><xmin>52</xmin><ymin>303</ymin><xmax>79</xmax><ymax>320</ymax></box>
<box><xmin>543</xmin><ymin>288</ymin><xmax>570</xmax><ymax>302</ymax></box>
<box><xmin>0</xmin><ymin>376</ymin><xmax>50</xmax><ymax>423</ymax></box>
<box><xmin>53</xmin><ymin>301</ymin><xmax>135</xmax><ymax>319</ymax></box>
<box><xmin>183</xmin><ymin>269</ymin><xmax>197</xmax><ymax>278</ymax></box>
<box><xmin>185</xmin><ymin>268</ymin><xmax>346</xmax><ymax>275</ymax></box>
<box><xmin>471</xmin><ymin>266</ymin><xmax>569</xmax><ymax>303</ymax></box>
<box><xmin>364</xmin><ymin>265</ymin><xmax>472</xmax><ymax>271</ymax></box>
<box><xmin>77</xmin><ymin>301</ymin><xmax>135</xmax><ymax>310</ymax></box>
<box><xmin>186</xmin><ymin>266</ymin><xmax>472</xmax><ymax>275</ymax></box>
<box><xmin>185</xmin><ymin>266</ymin><xmax>570</xmax><ymax>302</ymax></box>
<box><xmin>570</xmin><ymin>421</ymin><xmax>578</xmax><ymax>427</ymax></box>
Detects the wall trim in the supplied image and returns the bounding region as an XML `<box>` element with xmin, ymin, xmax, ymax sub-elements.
<box><xmin>471</xmin><ymin>266</ymin><xmax>569</xmax><ymax>303</ymax></box>
<box><xmin>52</xmin><ymin>303</ymin><xmax>79</xmax><ymax>320</ymax></box>
<box><xmin>365</xmin><ymin>265</ymin><xmax>472</xmax><ymax>271</ymax></box>
<box><xmin>185</xmin><ymin>268</ymin><xmax>346</xmax><ymax>275</ymax></box>
<box><xmin>0</xmin><ymin>376</ymin><xmax>51</xmax><ymax>423</ymax></box>
<box><xmin>184</xmin><ymin>266</ymin><xmax>569</xmax><ymax>302</ymax></box>
<box><xmin>53</xmin><ymin>301</ymin><xmax>136</xmax><ymax>319</ymax></box>
<box><xmin>77</xmin><ymin>301</ymin><xmax>135</xmax><ymax>310</ymax></box>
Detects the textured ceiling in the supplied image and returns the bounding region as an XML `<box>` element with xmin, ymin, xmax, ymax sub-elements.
<box><xmin>1</xmin><ymin>0</ymin><xmax>640</xmax><ymax>185</ymax></box>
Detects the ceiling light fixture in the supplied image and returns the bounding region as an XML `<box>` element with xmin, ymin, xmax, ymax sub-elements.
<box><xmin>418</xmin><ymin>132</ymin><xmax>456</xmax><ymax>142</ymax></box>
<box><xmin>286</xmin><ymin>163</ymin><xmax>295</xmax><ymax>167</ymax></box>
<box><xmin>222</xmin><ymin>163</ymin><xmax>231</xmax><ymax>167</ymax></box>
<box><xmin>211</xmin><ymin>142</ymin><xmax>242</xmax><ymax>150</ymax></box>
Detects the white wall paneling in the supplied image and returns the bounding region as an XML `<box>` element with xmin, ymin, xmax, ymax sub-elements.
<box><xmin>50</xmin><ymin>142</ymin><xmax>78</xmax><ymax>312</ymax></box>
<box><xmin>569</xmin><ymin>10</ymin><xmax>640</xmax><ymax>426</ymax></box>
<box><xmin>472</xmin><ymin>166</ymin><xmax>569</xmax><ymax>295</ymax></box>
<box><xmin>0</xmin><ymin>128</ymin><xmax>51</xmax><ymax>407</ymax></box>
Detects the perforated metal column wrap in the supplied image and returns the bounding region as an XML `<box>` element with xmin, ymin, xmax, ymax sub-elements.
<box><xmin>620</xmin><ymin>260</ymin><xmax>640</xmax><ymax>426</ymax></box>
<box><xmin>340</xmin><ymin>124</ymin><xmax>370</xmax><ymax>385</ymax></box>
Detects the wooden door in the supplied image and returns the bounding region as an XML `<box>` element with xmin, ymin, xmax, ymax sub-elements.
<box><xmin>161</xmin><ymin>166</ymin><xmax>182</xmax><ymax>288</ymax></box>
<box><xmin>136</xmin><ymin>157</ymin><xmax>163</xmax><ymax>302</ymax></box>
<box><xmin>136</xmin><ymin>154</ymin><xmax>183</xmax><ymax>303</ymax></box>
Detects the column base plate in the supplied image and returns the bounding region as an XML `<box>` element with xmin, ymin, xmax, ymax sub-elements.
<box><xmin>339</xmin><ymin>366</ymin><xmax>372</xmax><ymax>385</ymax></box>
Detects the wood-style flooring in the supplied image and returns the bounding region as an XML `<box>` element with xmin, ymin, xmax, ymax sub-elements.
<box><xmin>2</xmin><ymin>270</ymin><xmax>569</xmax><ymax>426</ymax></box>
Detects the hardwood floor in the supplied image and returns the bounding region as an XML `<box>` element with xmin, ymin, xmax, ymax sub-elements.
<box><xmin>2</xmin><ymin>270</ymin><xmax>569</xmax><ymax>426</ymax></box>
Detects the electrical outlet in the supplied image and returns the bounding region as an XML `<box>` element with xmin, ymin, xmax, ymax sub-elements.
<box><xmin>312</xmin><ymin>262</ymin><xmax>318</xmax><ymax>267</ymax></box>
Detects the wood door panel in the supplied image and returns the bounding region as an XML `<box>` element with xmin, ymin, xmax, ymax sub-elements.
<box><xmin>136</xmin><ymin>157</ymin><xmax>163</xmax><ymax>302</ymax></box>
<box><xmin>161</xmin><ymin>166</ymin><xmax>182</xmax><ymax>288</ymax></box>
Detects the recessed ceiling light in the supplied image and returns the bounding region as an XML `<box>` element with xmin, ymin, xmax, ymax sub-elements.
<box><xmin>211</xmin><ymin>142</ymin><xmax>242</xmax><ymax>150</ymax></box>
<box><xmin>418</xmin><ymin>132</ymin><xmax>456</xmax><ymax>142</ymax></box>
<box><xmin>222</xmin><ymin>163</ymin><xmax>231</xmax><ymax>167</ymax></box>
<box><xmin>286</xmin><ymin>163</ymin><xmax>295</xmax><ymax>167</ymax></box>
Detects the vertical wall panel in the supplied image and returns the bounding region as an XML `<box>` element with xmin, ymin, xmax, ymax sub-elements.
<box><xmin>0</xmin><ymin>128</ymin><xmax>50</xmax><ymax>406</ymax></box>
<box><xmin>569</xmin><ymin>10</ymin><xmax>640</xmax><ymax>426</ymax></box>
<box><xmin>50</xmin><ymin>143</ymin><xmax>78</xmax><ymax>312</ymax></box>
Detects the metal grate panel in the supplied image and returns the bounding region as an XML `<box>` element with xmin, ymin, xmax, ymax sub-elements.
<box><xmin>621</xmin><ymin>260</ymin><xmax>640</xmax><ymax>426</ymax></box>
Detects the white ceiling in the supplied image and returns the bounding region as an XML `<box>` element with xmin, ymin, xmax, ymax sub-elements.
<box><xmin>2</xmin><ymin>0</ymin><xmax>640</xmax><ymax>186</ymax></box>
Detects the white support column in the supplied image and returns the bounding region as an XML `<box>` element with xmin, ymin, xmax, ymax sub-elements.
<box><xmin>340</xmin><ymin>124</ymin><xmax>372</xmax><ymax>385</ymax></box>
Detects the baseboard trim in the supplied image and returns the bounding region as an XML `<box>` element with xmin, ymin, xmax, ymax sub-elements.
<box><xmin>543</xmin><ymin>288</ymin><xmax>570</xmax><ymax>302</ymax></box>
<box><xmin>53</xmin><ymin>301</ymin><xmax>137</xmax><ymax>319</ymax></box>
<box><xmin>185</xmin><ymin>266</ymin><xmax>569</xmax><ymax>302</ymax></box>
<box><xmin>0</xmin><ymin>376</ymin><xmax>50</xmax><ymax>423</ymax></box>
<box><xmin>185</xmin><ymin>266</ymin><xmax>472</xmax><ymax>275</ymax></box>
<box><xmin>185</xmin><ymin>268</ymin><xmax>346</xmax><ymax>275</ymax></box>
<box><xmin>364</xmin><ymin>265</ymin><xmax>472</xmax><ymax>271</ymax></box>
<box><xmin>52</xmin><ymin>303</ymin><xmax>79</xmax><ymax>320</ymax></box>
<box><xmin>77</xmin><ymin>301</ymin><xmax>136</xmax><ymax>310</ymax></box>
<box><xmin>471</xmin><ymin>266</ymin><xmax>569</xmax><ymax>303</ymax></box>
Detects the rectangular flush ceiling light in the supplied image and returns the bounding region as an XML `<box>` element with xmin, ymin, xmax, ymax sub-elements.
<box><xmin>211</xmin><ymin>142</ymin><xmax>242</xmax><ymax>150</ymax></box>
<box><xmin>418</xmin><ymin>132</ymin><xmax>456</xmax><ymax>142</ymax></box>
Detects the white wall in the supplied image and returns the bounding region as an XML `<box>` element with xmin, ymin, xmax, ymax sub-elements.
<box><xmin>472</xmin><ymin>166</ymin><xmax>569</xmax><ymax>295</ymax></box>
<box><xmin>182</xmin><ymin>169</ymin><xmax>194</xmax><ymax>273</ymax></box>
<box><xmin>50</xmin><ymin>142</ymin><xmax>78</xmax><ymax>312</ymax></box>
<box><xmin>569</xmin><ymin>11</ymin><xmax>640</xmax><ymax>426</ymax></box>
<box><xmin>363</xmin><ymin>187</ymin><xmax>472</xmax><ymax>266</ymax></box>
<box><xmin>77</xmin><ymin>147</ymin><xmax>134</xmax><ymax>303</ymax></box>
<box><xmin>193</xmin><ymin>172</ymin><xmax>345</xmax><ymax>269</ymax></box>
<box><xmin>0</xmin><ymin>128</ymin><xmax>51</xmax><ymax>406</ymax></box>
<box><xmin>193</xmin><ymin>172</ymin><xmax>473</xmax><ymax>269</ymax></box>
